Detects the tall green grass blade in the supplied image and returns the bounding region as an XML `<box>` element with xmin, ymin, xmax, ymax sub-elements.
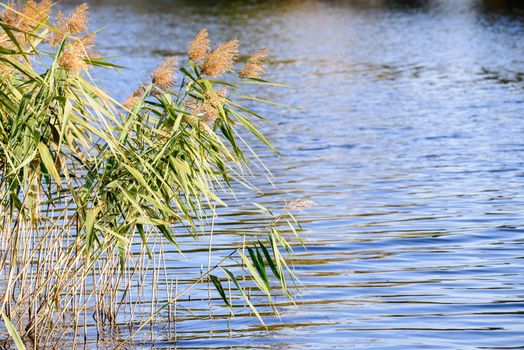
<box><xmin>210</xmin><ymin>274</ymin><xmax>232</xmax><ymax>310</ymax></box>
<box><xmin>37</xmin><ymin>142</ymin><xmax>62</xmax><ymax>186</ymax></box>
<box><xmin>1</xmin><ymin>313</ymin><xmax>26</xmax><ymax>350</ymax></box>
<box><xmin>222</xmin><ymin>268</ymin><xmax>266</xmax><ymax>326</ymax></box>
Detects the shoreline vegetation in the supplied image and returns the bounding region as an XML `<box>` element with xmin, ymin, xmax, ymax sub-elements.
<box><xmin>0</xmin><ymin>1</ymin><xmax>309</xmax><ymax>348</ymax></box>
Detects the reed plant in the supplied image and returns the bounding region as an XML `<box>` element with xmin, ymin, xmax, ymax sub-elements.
<box><xmin>0</xmin><ymin>1</ymin><xmax>305</xmax><ymax>348</ymax></box>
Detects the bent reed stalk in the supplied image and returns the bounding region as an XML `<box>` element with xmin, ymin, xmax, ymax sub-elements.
<box><xmin>0</xmin><ymin>1</ymin><xmax>304</xmax><ymax>349</ymax></box>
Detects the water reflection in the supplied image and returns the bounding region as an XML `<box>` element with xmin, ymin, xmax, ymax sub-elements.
<box><xmin>51</xmin><ymin>0</ymin><xmax>524</xmax><ymax>348</ymax></box>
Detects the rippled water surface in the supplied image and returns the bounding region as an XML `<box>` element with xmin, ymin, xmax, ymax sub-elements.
<box><xmin>58</xmin><ymin>0</ymin><xmax>524</xmax><ymax>348</ymax></box>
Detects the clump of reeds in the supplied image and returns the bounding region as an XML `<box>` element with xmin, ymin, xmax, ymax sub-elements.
<box><xmin>0</xmin><ymin>1</ymin><xmax>298</xmax><ymax>349</ymax></box>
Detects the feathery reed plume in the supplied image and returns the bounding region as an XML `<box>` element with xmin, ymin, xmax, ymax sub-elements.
<box><xmin>1</xmin><ymin>1</ymin><xmax>19</xmax><ymax>27</ymax></box>
<box><xmin>0</xmin><ymin>36</ymin><xmax>7</xmax><ymax>49</ymax></box>
<box><xmin>188</xmin><ymin>28</ymin><xmax>210</xmax><ymax>61</ymax></box>
<box><xmin>66</xmin><ymin>3</ymin><xmax>89</xmax><ymax>35</ymax></box>
<box><xmin>0</xmin><ymin>33</ymin><xmax>15</xmax><ymax>77</ymax></box>
<box><xmin>240</xmin><ymin>48</ymin><xmax>269</xmax><ymax>79</ymax></box>
<box><xmin>123</xmin><ymin>84</ymin><xmax>146</xmax><ymax>109</ymax></box>
<box><xmin>49</xmin><ymin>3</ymin><xmax>89</xmax><ymax>46</ymax></box>
<box><xmin>0</xmin><ymin>1</ymin><xmax>52</xmax><ymax>74</ymax></box>
<box><xmin>58</xmin><ymin>34</ymin><xmax>96</xmax><ymax>72</ymax></box>
<box><xmin>49</xmin><ymin>10</ymin><xmax>64</xmax><ymax>46</ymax></box>
<box><xmin>81</xmin><ymin>32</ymin><xmax>96</xmax><ymax>50</ymax></box>
<box><xmin>58</xmin><ymin>43</ymin><xmax>85</xmax><ymax>72</ymax></box>
<box><xmin>49</xmin><ymin>10</ymin><xmax>66</xmax><ymax>46</ymax></box>
<box><xmin>2</xmin><ymin>1</ymin><xmax>24</xmax><ymax>28</ymax></box>
<box><xmin>22</xmin><ymin>0</ymin><xmax>52</xmax><ymax>26</ymax></box>
<box><xmin>203</xmin><ymin>87</ymin><xmax>228</xmax><ymax>127</ymax></box>
<box><xmin>1</xmin><ymin>0</ymin><xmax>51</xmax><ymax>32</ymax></box>
<box><xmin>201</xmin><ymin>40</ymin><xmax>238</xmax><ymax>77</ymax></box>
<box><xmin>186</xmin><ymin>87</ymin><xmax>227</xmax><ymax>129</ymax></box>
<box><xmin>202</xmin><ymin>88</ymin><xmax>225</xmax><ymax>126</ymax></box>
<box><xmin>151</xmin><ymin>56</ymin><xmax>177</xmax><ymax>91</ymax></box>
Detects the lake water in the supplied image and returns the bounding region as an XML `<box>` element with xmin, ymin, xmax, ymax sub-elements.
<box><xmin>56</xmin><ymin>0</ymin><xmax>524</xmax><ymax>348</ymax></box>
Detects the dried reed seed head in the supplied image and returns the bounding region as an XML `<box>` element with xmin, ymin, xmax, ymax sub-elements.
<box><xmin>49</xmin><ymin>3</ymin><xmax>89</xmax><ymax>46</ymax></box>
<box><xmin>66</xmin><ymin>3</ymin><xmax>89</xmax><ymax>35</ymax></box>
<box><xmin>22</xmin><ymin>0</ymin><xmax>52</xmax><ymax>25</ymax></box>
<box><xmin>188</xmin><ymin>28</ymin><xmax>210</xmax><ymax>61</ymax></box>
<box><xmin>192</xmin><ymin>88</ymin><xmax>228</xmax><ymax>128</ymax></box>
<box><xmin>209</xmin><ymin>88</ymin><xmax>227</xmax><ymax>110</ymax></box>
<box><xmin>1</xmin><ymin>1</ymin><xmax>18</xmax><ymax>26</ymax></box>
<box><xmin>1</xmin><ymin>1</ymin><xmax>23</xmax><ymax>28</ymax></box>
<box><xmin>202</xmin><ymin>99</ymin><xmax>219</xmax><ymax>121</ymax></box>
<box><xmin>0</xmin><ymin>32</ymin><xmax>18</xmax><ymax>51</ymax></box>
<box><xmin>2</xmin><ymin>0</ymin><xmax>52</xmax><ymax>32</ymax></box>
<box><xmin>201</xmin><ymin>104</ymin><xmax>219</xmax><ymax>127</ymax></box>
<box><xmin>240</xmin><ymin>48</ymin><xmax>269</xmax><ymax>79</ymax></box>
<box><xmin>58</xmin><ymin>35</ymin><xmax>95</xmax><ymax>73</ymax></box>
<box><xmin>81</xmin><ymin>32</ymin><xmax>96</xmax><ymax>51</ymax></box>
<box><xmin>183</xmin><ymin>114</ymin><xmax>199</xmax><ymax>124</ymax></box>
<box><xmin>192</xmin><ymin>88</ymin><xmax>226</xmax><ymax>112</ymax></box>
<box><xmin>151</xmin><ymin>56</ymin><xmax>177</xmax><ymax>91</ymax></box>
<box><xmin>184</xmin><ymin>109</ymin><xmax>217</xmax><ymax>132</ymax></box>
<box><xmin>49</xmin><ymin>10</ymin><xmax>66</xmax><ymax>46</ymax></box>
<box><xmin>185</xmin><ymin>98</ymin><xmax>216</xmax><ymax>127</ymax></box>
<box><xmin>0</xmin><ymin>34</ymin><xmax>9</xmax><ymax>46</ymax></box>
<box><xmin>184</xmin><ymin>97</ymin><xmax>198</xmax><ymax>112</ymax></box>
<box><xmin>217</xmin><ymin>87</ymin><xmax>228</xmax><ymax>98</ymax></box>
<box><xmin>201</xmin><ymin>40</ymin><xmax>239</xmax><ymax>77</ymax></box>
<box><xmin>58</xmin><ymin>49</ymin><xmax>84</xmax><ymax>72</ymax></box>
<box><xmin>0</xmin><ymin>31</ymin><xmax>27</xmax><ymax>76</ymax></box>
<box><xmin>123</xmin><ymin>85</ymin><xmax>146</xmax><ymax>109</ymax></box>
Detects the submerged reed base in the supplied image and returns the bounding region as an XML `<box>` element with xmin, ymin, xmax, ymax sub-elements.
<box><xmin>0</xmin><ymin>1</ymin><xmax>303</xmax><ymax>348</ymax></box>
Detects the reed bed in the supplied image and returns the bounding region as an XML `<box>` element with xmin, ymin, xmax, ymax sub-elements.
<box><xmin>0</xmin><ymin>1</ymin><xmax>304</xmax><ymax>348</ymax></box>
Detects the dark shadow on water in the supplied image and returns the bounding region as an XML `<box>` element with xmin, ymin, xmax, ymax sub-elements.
<box><xmin>78</xmin><ymin>0</ymin><xmax>524</xmax><ymax>21</ymax></box>
<box><xmin>476</xmin><ymin>0</ymin><xmax>524</xmax><ymax>19</ymax></box>
<box><xmin>85</xmin><ymin>0</ymin><xmax>432</xmax><ymax>15</ymax></box>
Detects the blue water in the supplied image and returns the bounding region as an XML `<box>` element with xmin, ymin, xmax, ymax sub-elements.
<box><xmin>58</xmin><ymin>0</ymin><xmax>524</xmax><ymax>348</ymax></box>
